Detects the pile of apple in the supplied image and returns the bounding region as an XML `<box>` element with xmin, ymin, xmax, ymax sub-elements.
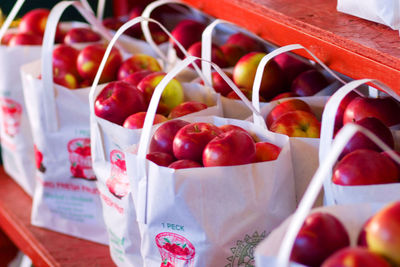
<box><xmin>145</xmin><ymin>119</ymin><xmax>281</xmax><ymax>169</ymax></box>
<box><xmin>290</xmin><ymin>201</ymin><xmax>400</xmax><ymax>267</ymax></box>
<box><xmin>266</xmin><ymin>99</ymin><xmax>321</xmax><ymax>138</ymax></box>
<box><xmin>331</xmin><ymin>91</ymin><xmax>400</xmax><ymax>186</ymax></box>
<box><xmin>1</xmin><ymin>8</ymin><xmax>102</xmax><ymax>46</ymax></box>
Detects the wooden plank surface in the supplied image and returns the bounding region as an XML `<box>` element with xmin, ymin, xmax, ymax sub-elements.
<box><xmin>182</xmin><ymin>0</ymin><xmax>400</xmax><ymax>92</ymax></box>
<box><xmin>0</xmin><ymin>167</ymin><xmax>115</xmax><ymax>267</ymax></box>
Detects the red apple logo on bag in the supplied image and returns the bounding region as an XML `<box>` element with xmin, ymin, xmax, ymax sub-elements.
<box><xmin>156</xmin><ymin>232</ymin><xmax>195</xmax><ymax>267</ymax></box>
<box><xmin>0</xmin><ymin>97</ymin><xmax>22</xmax><ymax>137</ymax></box>
<box><xmin>34</xmin><ymin>144</ymin><xmax>46</xmax><ymax>173</ymax></box>
<box><xmin>67</xmin><ymin>138</ymin><xmax>96</xmax><ymax>180</ymax></box>
<box><xmin>106</xmin><ymin>150</ymin><xmax>130</xmax><ymax>199</ymax></box>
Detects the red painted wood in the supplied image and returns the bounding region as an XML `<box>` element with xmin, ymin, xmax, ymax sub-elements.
<box><xmin>182</xmin><ymin>0</ymin><xmax>400</xmax><ymax>93</ymax></box>
<box><xmin>0</xmin><ymin>167</ymin><xmax>115</xmax><ymax>267</ymax></box>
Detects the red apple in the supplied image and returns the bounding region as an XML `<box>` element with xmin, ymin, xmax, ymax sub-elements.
<box><xmin>332</xmin><ymin>90</ymin><xmax>360</xmax><ymax>133</ymax></box>
<box><xmin>266</xmin><ymin>99</ymin><xmax>313</xmax><ymax>128</ymax></box>
<box><xmin>357</xmin><ymin>217</ymin><xmax>371</xmax><ymax>247</ymax></box>
<box><xmin>255</xmin><ymin>142</ymin><xmax>281</xmax><ymax>162</ymax></box>
<box><xmin>170</xmin><ymin>20</ymin><xmax>206</xmax><ymax>59</ymax></box>
<box><xmin>321</xmin><ymin>247</ymin><xmax>391</xmax><ymax>267</ymax></box>
<box><xmin>123</xmin><ymin>70</ymin><xmax>154</xmax><ymax>86</ymax></box>
<box><xmin>233</xmin><ymin>52</ymin><xmax>286</xmax><ymax>101</ymax></box>
<box><xmin>209</xmin><ymin>71</ymin><xmax>234</xmax><ymax>96</ymax></box>
<box><xmin>1</xmin><ymin>32</ymin><xmax>15</xmax><ymax>45</ymax></box>
<box><xmin>291</xmin><ymin>69</ymin><xmax>329</xmax><ymax>96</ymax></box>
<box><xmin>221</xmin><ymin>43</ymin><xmax>247</xmax><ymax>67</ymax></box>
<box><xmin>102</xmin><ymin>17</ymin><xmax>124</xmax><ymax>31</ymax></box>
<box><xmin>94</xmin><ymin>81</ymin><xmax>147</xmax><ymax>125</ymax></box>
<box><xmin>137</xmin><ymin>72</ymin><xmax>184</xmax><ymax>116</ymax></box>
<box><xmin>168</xmin><ymin>159</ymin><xmax>202</xmax><ymax>169</ymax></box>
<box><xmin>290</xmin><ymin>212</ymin><xmax>350</xmax><ymax>267</ymax></box>
<box><xmin>117</xmin><ymin>54</ymin><xmax>162</xmax><ymax>81</ymax></box>
<box><xmin>332</xmin><ymin>149</ymin><xmax>399</xmax><ymax>185</ymax></box>
<box><xmin>146</xmin><ymin>152</ymin><xmax>175</xmax><ymax>167</ymax></box>
<box><xmin>219</xmin><ymin>124</ymin><xmax>258</xmax><ymax>142</ymax></box>
<box><xmin>168</xmin><ymin>101</ymin><xmax>208</xmax><ymax>119</ymax></box>
<box><xmin>53</xmin><ymin>70</ymin><xmax>79</xmax><ymax>89</ymax></box>
<box><xmin>76</xmin><ymin>43</ymin><xmax>122</xmax><ymax>84</ymax></box>
<box><xmin>226</xmin><ymin>87</ymin><xmax>253</xmax><ymax>101</ymax></box>
<box><xmin>149</xmin><ymin>119</ymin><xmax>190</xmax><ymax>154</ymax></box>
<box><xmin>365</xmin><ymin>201</ymin><xmax>400</xmax><ymax>265</ymax></box>
<box><xmin>8</xmin><ymin>32</ymin><xmax>42</xmax><ymax>46</ymax></box>
<box><xmin>339</xmin><ymin>117</ymin><xmax>394</xmax><ymax>159</ymax></box>
<box><xmin>18</xmin><ymin>8</ymin><xmax>50</xmax><ymax>36</ymax></box>
<box><xmin>274</xmin><ymin>52</ymin><xmax>313</xmax><ymax>84</ymax></box>
<box><xmin>173</xmin><ymin>122</ymin><xmax>222</xmax><ymax>162</ymax></box>
<box><xmin>79</xmin><ymin>79</ymin><xmax>92</xmax><ymax>88</ymax></box>
<box><xmin>343</xmin><ymin>96</ymin><xmax>400</xmax><ymax>127</ymax></box>
<box><xmin>225</xmin><ymin>32</ymin><xmax>264</xmax><ymax>53</ymax></box>
<box><xmin>53</xmin><ymin>44</ymin><xmax>80</xmax><ymax>76</ymax></box>
<box><xmin>63</xmin><ymin>27</ymin><xmax>101</xmax><ymax>44</ymax></box>
<box><xmin>203</xmin><ymin>129</ymin><xmax>256</xmax><ymax>167</ymax></box>
<box><xmin>122</xmin><ymin>112</ymin><xmax>168</xmax><ymax>129</ymax></box>
<box><xmin>150</xmin><ymin>30</ymin><xmax>169</xmax><ymax>45</ymax></box>
<box><xmin>187</xmin><ymin>41</ymin><xmax>227</xmax><ymax>69</ymax></box>
<box><xmin>271</xmin><ymin>91</ymin><xmax>299</xmax><ymax>101</ymax></box>
<box><xmin>270</xmin><ymin>110</ymin><xmax>321</xmax><ymax>138</ymax></box>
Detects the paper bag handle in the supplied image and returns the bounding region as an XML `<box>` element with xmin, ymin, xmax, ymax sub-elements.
<box><xmin>134</xmin><ymin>55</ymin><xmax>264</xmax><ymax>224</ymax></box>
<box><xmin>0</xmin><ymin>0</ymin><xmax>25</xmax><ymax>41</ymax></box>
<box><xmin>276</xmin><ymin>123</ymin><xmax>400</xmax><ymax>267</ymax></box>
<box><xmin>80</xmin><ymin>0</ymin><xmax>106</xmax><ymax>20</ymax></box>
<box><xmin>251</xmin><ymin>44</ymin><xmax>346</xmax><ymax>127</ymax></box>
<box><xmin>41</xmin><ymin>1</ymin><xmax>116</xmax><ymax>133</ymax></box>
<box><xmin>319</xmin><ymin>78</ymin><xmax>400</xmax><ymax>204</ymax></box>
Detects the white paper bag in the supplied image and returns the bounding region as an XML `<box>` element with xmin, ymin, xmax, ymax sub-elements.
<box><xmin>88</xmin><ymin>19</ymin><xmax>223</xmax><ymax>265</ymax></box>
<box><xmin>319</xmin><ymin>78</ymin><xmax>400</xmax><ymax>205</ymax></box>
<box><xmin>19</xmin><ymin>1</ymin><xmax>119</xmax><ymax>244</ymax></box>
<box><xmin>123</xmin><ymin>56</ymin><xmax>296</xmax><ymax>266</ymax></box>
<box><xmin>248</xmin><ymin>44</ymin><xmax>346</xmax><ymax>204</ymax></box>
<box><xmin>337</xmin><ymin>0</ymin><xmax>400</xmax><ymax>31</ymax></box>
<box><xmin>255</xmin><ymin>123</ymin><xmax>400</xmax><ymax>266</ymax></box>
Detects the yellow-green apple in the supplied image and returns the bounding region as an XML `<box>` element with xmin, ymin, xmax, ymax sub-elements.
<box><xmin>63</xmin><ymin>27</ymin><xmax>101</xmax><ymax>44</ymax></box>
<box><xmin>170</xmin><ymin>20</ymin><xmax>206</xmax><ymax>59</ymax></box>
<box><xmin>255</xmin><ymin>142</ymin><xmax>281</xmax><ymax>162</ymax></box>
<box><xmin>1</xmin><ymin>32</ymin><xmax>15</xmax><ymax>45</ymax></box>
<box><xmin>53</xmin><ymin>44</ymin><xmax>80</xmax><ymax>76</ymax></box>
<box><xmin>94</xmin><ymin>81</ymin><xmax>146</xmax><ymax>125</ymax></box>
<box><xmin>137</xmin><ymin>72</ymin><xmax>184</xmax><ymax>116</ymax></box>
<box><xmin>343</xmin><ymin>96</ymin><xmax>400</xmax><ymax>127</ymax></box>
<box><xmin>77</xmin><ymin>43</ymin><xmax>122</xmax><ymax>84</ymax></box>
<box><xmin>339</xmin><ymin>117</ymin><xmax>394</xmax><ymax>159</ymax></box>
<box><xmin>123</xmin><ymin>70</ymin><xmax>154</xmax><ymax>86</ymax></box>
<box><xmin>233</xmin><ymin>52</ymin><xmax>286</xmax><ymax>100</ymax></box>
<box><xmin>365</xmin><ymin>201</ymin><xmax>400</xmax><ymax>265</ymax></box>
<box><xmin>187</xmin><ymin>41</ymin><xmax>227</xmax><ymax>69</ymax></box>
<box><xmin>269</xmin><ymin>110</ymin><xmax>321</xmax><ymax>138</ymax></box>
<box><xmin>332</xmin><ymin>90</ymin><xmax>360</xmax><ymax>134</ymax></box>
<box><xmin>146</xmin><ymin>152</ymin><xmax>175</xmax><ymax>167</ymax></box>
<box><xmin>173</xmin><ymin>122</ymin><xmax>222</xmax><ymax>162</ymax></box>
<box><xmin>225</xmin><ymin>32</ymin><xmax>264</xmax><ymax>53</ymax></box>
<box><xmin>291</xmin><ymin>69</ymin><xmax>329</xmax><ymax>96</ymax></box>
<box><xmin>274</xmin><ymin>52</ymin><xmax>313</xmax><ymax>84</ymax></box>
<box><xmin>321</xmin><ymin>247</ymin><xmax>391</xmax><ymax>267</ymax></box>
<box><xmin>290</xmin><ymin>212</ymin><xmax>350</xmax><ymax>267</ymax></box>
<box><xmin>149</xmin><ymin>119</ymin><xmax>190</xmax><ymax>154</ymax></box>
<box><xmin>168</xmin><ymin>159</ymin><xmax>202</xmax><ymax>169</ymax></box>
<box><xmin>168</xmin><ymin>101</ymin><xmax>207</xmax><ymax>119</ymax></box>
<box><xmin>203</xmin><ymin>129</ymin><xmax>256</xmax><ymax>167</ymax></box>
<box><xmin>332</xmin><ymin>149</ymin><xmax>399</xmax><ymax>185</ymax></box>
<box><xmin>122</xmin><ymin>111</ymin><xmax>167</xmax><ymax>129</ymax></box>
<box><xmin>221</xmin><ymin>43</ymin><xmax>247</xmax><ymax>67</ymax></box>
<box><xmin>271</xmin><ymin>92</ymin><xmax>298</xmax><ymax>101</ymax></box>
<box><xmin>117</xmin><ymin>54</ymin><xmax>161</xmax><ymax>81</ymax></box>
<box><xmin>18</xmin><ymin>8</ymin><xmax>50</xmax><ymax>36</ymax></box>
<box><xmin>53</xmin><ymin>70</ymin><xmax>79</xmax><ymax>89</ymax></box>
<box><xmin>266</xmin><ymin>99</ymin><xmax>313</xmax><ymax>128</ymax></box>
<box><xmin>8</xmin><ymin>32</ymin><xmax>42</xmax><ymax>46</ymax></box>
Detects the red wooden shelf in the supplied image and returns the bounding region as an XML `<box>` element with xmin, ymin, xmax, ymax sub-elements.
<box><xmin>182</xmin><ymin>0</ymin><xmax>400</xmax><ymax>93</ymax></box>
<box><xmin>0</xmin><ymin>167</ymin><xmax>115</xmax><ymax>267</ymax></box>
